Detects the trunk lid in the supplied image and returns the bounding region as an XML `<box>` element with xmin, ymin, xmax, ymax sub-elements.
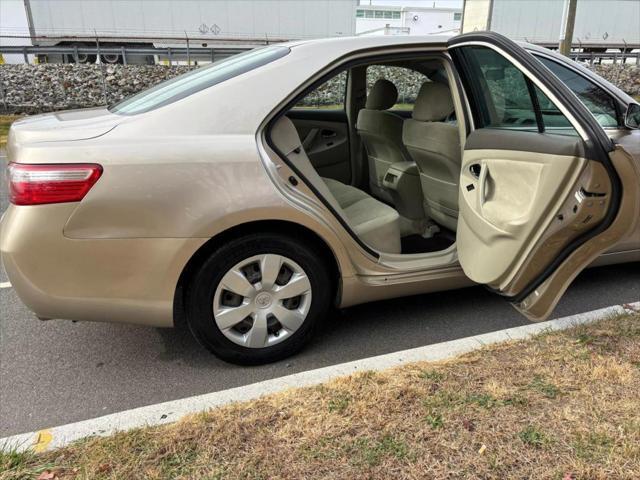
<box><xmin>8</xmin><ymin>107</ymin><xmax>123</xmax><ymax>146</ymax></box>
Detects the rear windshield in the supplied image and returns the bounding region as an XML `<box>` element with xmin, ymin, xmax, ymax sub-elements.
<box><xmin>109</xmin><ymin>46</ymin><xmax>290</xmax><ymax>115</ymax></box>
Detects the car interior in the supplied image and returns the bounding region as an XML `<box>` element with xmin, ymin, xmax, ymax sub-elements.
<box><xmin>271</xmin><ymin>56</ymin><xmax>462</xmax><ymax>256</ymax></box>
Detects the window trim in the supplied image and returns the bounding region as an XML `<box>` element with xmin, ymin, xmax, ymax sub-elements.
<box><xmin>525</xmin><ymin>77</ymin><xmax>545</xmax><ymax>133</ymax></box>
<box><xmin>453</xmin><ymin>44</ymin><xmax>583</xmax><ymax>136</ymax></box>
<box><xmin>449</xmin><ymin>34</ymin><xmax>616</xmax><ymax>154</ymax></box>
<box><xmin>450</xmin><ymin>41</ymin><xmax>593</xmax><ymax>142</ymax></box>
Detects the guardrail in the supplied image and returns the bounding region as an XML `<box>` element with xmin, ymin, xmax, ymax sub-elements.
<box><xmin>1</xmin><ymin>37</ymin><xmax>639</xmax><ymax>65</ymax></box>
<box><xmin>570</xmin><ymin>51</ymin><xmax>640</xmax><ymax>66</ymax></box>
<box><xmin>0</xmin><ymin>44</ymin><xmax>254</xmax><ymax>65</ymax></box>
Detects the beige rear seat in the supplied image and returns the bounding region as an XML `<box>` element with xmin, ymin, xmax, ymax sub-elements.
<box><xmin>271</xmin><ymin>116</ymin><xmax>401</xmax><ymax>254</ymax></box>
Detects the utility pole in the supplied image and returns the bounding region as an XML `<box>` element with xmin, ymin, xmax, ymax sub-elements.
<box><xmin>559</xmin><ymin>0</ymin><xmax>577</xmax><ymax>56</ymax></box>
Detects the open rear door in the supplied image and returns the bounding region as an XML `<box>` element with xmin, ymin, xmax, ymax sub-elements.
<box><xmin>447</xmin><ymin>32</ymin><xmax>639</xmax><ymax>321</ymax></box>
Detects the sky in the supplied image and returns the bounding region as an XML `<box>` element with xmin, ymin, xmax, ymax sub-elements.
<box><xmin>362</xmin><ymin>0</ymin><xmax>464</xmax><ymax>8</ymax></box>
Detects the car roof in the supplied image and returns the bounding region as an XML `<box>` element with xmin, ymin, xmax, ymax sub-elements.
<box><xmin>284</xmin><ymin>34</ymin><xmax>452</xmax><ymax>50</ymax></box>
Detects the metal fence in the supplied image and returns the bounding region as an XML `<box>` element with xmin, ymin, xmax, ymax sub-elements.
<box><xmin>0</xmin><ymin>44</ymin><xmax>251</xmax><ymax>65</ymax></box>
<box><xmin>1</xmin><ymin>34</ymin><xmax>639</xmax><ymax>66</ymax></box>
<box><xmin>0</xmin><ymin>33</ymin><xmax>276</xmax><ymax>66</ymax></box>
<box><xmin>571</xmin><ymin>51</ymin><xmax>640</xmax><ymax>66</ymax></box>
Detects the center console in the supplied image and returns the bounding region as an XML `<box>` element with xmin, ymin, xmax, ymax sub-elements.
<box><xmin>382</xmin><ymin>161</ymin><xmax>425</xmax><ymax>222</ymax></box>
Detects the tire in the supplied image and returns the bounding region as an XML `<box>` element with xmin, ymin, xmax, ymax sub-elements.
<box><xmin>100</xmin><ymin>53</ymin><xmax>121</xmax><ymax>64</ymax></box>
<box><xmin>185</xmin><ymin>233</ymin><xmax>332</xmax><ymax>365</ymax></box>
<box><xmin>65</xmin><ymin>53</ymin><xmax>97</xmax><ymax>64</ymax></box>
<box><xmin>64</xmin><ymin>44</ymin><xmax>96</xmax><ymax>64</ymax></box>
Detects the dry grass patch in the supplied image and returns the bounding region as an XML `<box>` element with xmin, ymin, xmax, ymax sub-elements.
<box><xmin>3</xmin><ymin>312</ymin><xmax>640</xmax><ymax>479</ymax></box>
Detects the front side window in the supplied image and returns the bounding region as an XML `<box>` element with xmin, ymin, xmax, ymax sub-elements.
<box><xmin>293</xmin><ymin>71</ymin><xmax>347</xmax><ymax>111</ymax></box>
<box><xmin>110</xmin><ymin>46</ymin><xmax>289</xmax><ymax>115</ymax></box>
<box><xmin>457</xmin><ymin>45</ymin><xmax>578</xmax><ymax>136</ymax></box>
<box><xmin>535</xmin><ymin>56</ymin><xmax>619</xmax><ymax>128</ymax></box>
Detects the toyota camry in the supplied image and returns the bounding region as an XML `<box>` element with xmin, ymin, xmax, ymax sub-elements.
<box><xmin>2</xmin><ymin>32</ymin><xmax>639</xmax><ymax>364</ymax></box>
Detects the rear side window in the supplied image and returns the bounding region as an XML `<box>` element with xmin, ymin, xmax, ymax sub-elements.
<box><xmin>110</xmin><ymin>46</ymin><xmax>290</xmax><ymax>115</ymax></box>
<box><xmin>457</xmin><ymin>45</ymin><xmax>578</xmax><ymax>137</ymax></box>
<box><xmin>535</xmin><ymin>56</ymin><xmax>619</xmax><ymax>128</ymax></box>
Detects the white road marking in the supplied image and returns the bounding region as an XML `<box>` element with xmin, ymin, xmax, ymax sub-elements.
<box><xmin>0</xmin><ymin>282</ymin><xmax>11</xmax><ymax>289</ymax></box>
<box><xmin>1</xmin><ymin>301</ymin><xmax>638</xmax><ymax>453</ymax></box>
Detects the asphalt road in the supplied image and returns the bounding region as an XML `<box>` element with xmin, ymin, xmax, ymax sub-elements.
<box><xmin>1</xmin><ymin>156</ymin><xmax>639</xmax><ymax>437</ymax></box>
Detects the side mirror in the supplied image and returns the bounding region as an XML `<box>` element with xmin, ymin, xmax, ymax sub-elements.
<box><xmin>625</xmin><ymin>103</ymin><xmax>640</xmax><ymax>129</ymax></box>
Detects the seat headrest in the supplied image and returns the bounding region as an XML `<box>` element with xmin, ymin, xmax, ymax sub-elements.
<box><xmin>412</xmin><ymin>82</ymin><xmax>455</xmax><ymax>122</ymax></box>
<box><xmin>365</xmin><ymin>79</ymin><xmax>398</xmax><ymax>110</ymax></box>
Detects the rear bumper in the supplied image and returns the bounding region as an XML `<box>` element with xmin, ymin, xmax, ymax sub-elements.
<box><xmin>0</xmin><ymin>204</ymin><xmax>206</xmax><ymax>327</ymax></box>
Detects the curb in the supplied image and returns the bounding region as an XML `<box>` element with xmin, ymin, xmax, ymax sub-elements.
<box><xmin>3</xmin><ymin>301</ymin><xmax>639</xmax><ymax>453</ymax></box>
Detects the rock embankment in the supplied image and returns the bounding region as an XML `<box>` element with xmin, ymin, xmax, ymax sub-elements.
<box><xmin>0</xmin><ymin>62</ymin><xmax>638</xmax><ymax>114</ymax></box>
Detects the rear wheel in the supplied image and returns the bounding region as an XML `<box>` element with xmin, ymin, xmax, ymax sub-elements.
<box><xmin>185</xmin><ymin>233</ymin><xmax>332</xmax><ymax>365</ymax></box>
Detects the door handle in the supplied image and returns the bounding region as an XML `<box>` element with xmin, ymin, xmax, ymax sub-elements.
<box><xmin>320</xmin><ymin>129</ymin><xmax>336</xmax><ymax>138</ymax></box>
<box><xmin>478</xmin><ymin>163</ymin><xmax>489</xmax><ymax>206</ymax></box>
<box><xmin>469</xmin><ymin>163</ymin><xmax>481</xmax><ymax>178</ymax></box>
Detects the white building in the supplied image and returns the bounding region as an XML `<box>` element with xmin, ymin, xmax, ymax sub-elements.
<box><xmin>0</xmin><ymin>0</ymin><xmax>34</xmax><ymax>64</ymax></box>
<box><xmin>355</xmin><ymin>4</ymin><xmax>461</xmax><ymax>36</ymax></box>
<box><xmin>461</xmin><ymin>0</ymin><xmax>639</xmax><ymax>50</ymax></box>
<box><xmin>0</xmin><ymin>0</ymin><xmax>359</xmax><ymax>63</ymax></box>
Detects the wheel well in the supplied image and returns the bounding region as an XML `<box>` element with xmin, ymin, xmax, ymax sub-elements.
<box><xmin>173</xmin><ymin>220</ymin><xmax>341</xmax><ymax>327</ymax></box>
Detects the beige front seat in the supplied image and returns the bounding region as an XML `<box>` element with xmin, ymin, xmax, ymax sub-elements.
<box><xmin>271</xmin><ymin>116</ymin><xmax>401</xmax><ymax>254</ymax></box>
<box><xmin>403</xmin><ymin>82</ymin><xmax>461</xmax><ymax>231</ymax></box>
<box><xmin>357</xmin><ymin>79</ymin><xmax>412</xmax><ymax>203</ymax></box>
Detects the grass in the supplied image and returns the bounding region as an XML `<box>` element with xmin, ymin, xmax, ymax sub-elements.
<box><xmin>518</xmin><ymin>425</ymin><xmax>550</xmax><ymax>448</ymax></box>
<box><xmin>0</xmin><ymin>115</ymin><xmax>20</xmax><ymax>149</ymax></box>
<box><xmin>2</xmin><ymin>311</ymin><xmax>640</xmax><ymax>479</ymax></box>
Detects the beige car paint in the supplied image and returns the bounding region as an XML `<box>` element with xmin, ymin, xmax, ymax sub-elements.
<box><xmin>517</xmin><ymin>146</ymin><xmax>640</xmax><ymax>320</ymax></box>
<box><xmin>502</xmin><ymin>161</ymin><xmax>611</xmax><ymax>296</ymax></box>
<box><xmin>1</xmin><ymin>204</ymin><xmax>206</xmax><ymax>326</ymax></box>
<box><xmin>1</xmin><ymin>35</ymin><xmax>638</xmax><ymax>329</ymax></box>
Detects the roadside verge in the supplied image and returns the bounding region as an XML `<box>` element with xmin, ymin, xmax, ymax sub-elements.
<box><xmin>4</xmin><ymin>302</ymin><xmax>639</xmax><ymax>479</ymax></box>
<box><xmin>2</xmin><ymin>302</ymin><xmax>638</xmax><ymax>459</ymax></box>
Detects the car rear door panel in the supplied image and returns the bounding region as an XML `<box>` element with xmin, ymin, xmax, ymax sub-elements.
<box><xmin>448</xmin><ymin>32</ymin><xmax>639</xmax><ymax>321</ymax></box>
<box><xmin>515</xmin><ymin>145</ymin><xmax>639</xmax><ymax>319</ymax></box>
<box><xmin>458</xmin><ymin>136</ymin><xmax>587</xmax><ymax>288</ymax></box>
<box><xmin>286</xmin><ymin>110</ymin><xmax>351</xmax><ymax>184</ymax></box>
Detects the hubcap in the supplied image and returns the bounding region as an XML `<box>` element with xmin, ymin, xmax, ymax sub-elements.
<box><xmin>213</xmin><ymin>254</ymin><xmax>312</xmax><ymax>349</ymax></box>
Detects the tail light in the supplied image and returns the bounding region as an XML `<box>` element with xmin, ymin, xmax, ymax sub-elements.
<box><xmin>7</xmin><ymin>163</ymin><xmax>103</xmax><ymax>206</ymax></box>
